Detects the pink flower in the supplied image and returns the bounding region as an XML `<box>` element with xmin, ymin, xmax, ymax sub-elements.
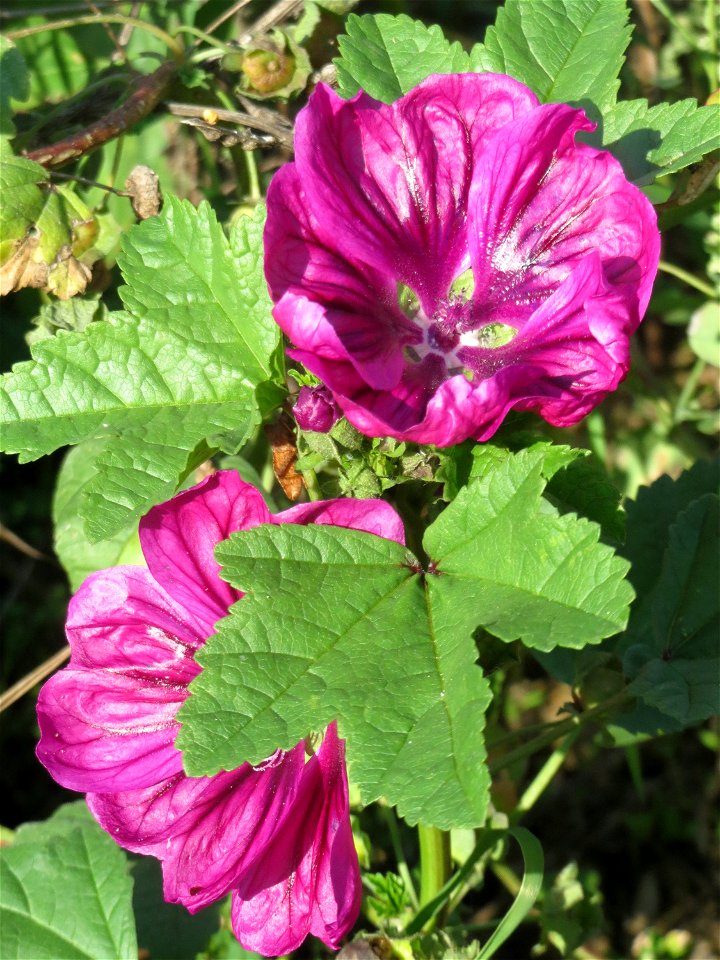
<box><xmin>264</xmin><ymin>74</ymin><xmax>660</xmax><ymax>446</ymax></box>
<box><xmin>294</xmin><ymin>384</ymin><xmax>341</xmax><ymax>432</ymax></box>
<box><xmin>36</xmin><ymin>471</ymin><xmax>406</xmax><ymax>956</ymax></box>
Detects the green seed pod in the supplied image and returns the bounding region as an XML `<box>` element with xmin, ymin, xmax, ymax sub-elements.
<box><xmin>241</xmin><ymin>49</ymin><xmax>296</xmax><ymax>94</ymax></box>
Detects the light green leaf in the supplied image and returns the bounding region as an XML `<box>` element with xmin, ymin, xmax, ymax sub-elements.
<box><xmin>0</xmin><ymin>802</ymin><xmax>137</xmax><ymax>960</ymax></box>
<box><xmin>0</xmin><ymin>199</ymin><xmax>282</xmax><ymax>541</ymax></box>
<box><xmin>27</xmin><ymin>296</ymin><xmax>107</xmax><ymax>346</ymax></box>
<box><xmin>0</xmin><ymin>36</ymin><xmax>30</xmax><ymax>136</ymax></box>
<box><xmin>470</xmin><ymin>0</ymin><xmax>632</xmax><ymax>115</ymax></box>
<box><xmin>688</xmin><ymin>302</ymin><xmax>720</xmax><ymax>366</ymax></box>
<box><xmin>425</xmin><ymin>450</ymin><xmax>634</xmax><ymax>651</ymax></box>
<box><xmin>53</xmin><ymin>440</ymin><xmax>144</xmax><ymax>592</ymax></box>
<box><xmin>587</xmin><ymin>97</ymin><xmax>720</xmax><ymax>185</ymax></box>
<box><xmin>335</xmin><ymin>13</ymin><xmax>470</xmax><ymax>102</ymax></box>
<box><xmin>178</xmin><ymin>451</ymin><xmax>632</xmax><ymax>826</ymax></box>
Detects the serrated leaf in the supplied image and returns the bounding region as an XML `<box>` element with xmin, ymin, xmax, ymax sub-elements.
<box><xmin>53</xmin><ymin>440</ymin><xmax>144</xmax><ymax>592</ymax></box>
<box><xmin>335</xmin><ymin>13</ymin><xmax>470</xmax><ymax>102</ymax></box>
<box><xmin>0</xmin><ymin>802</ymin><xmax>137</xmax><ymax>960</ymax></box>
<box><xmin>178</xmin><ymin>451</ymin><xmax>632</xmax><ymax>826</ymax></box>
<box><xmin>587</xmin><ymin>97</ymin><xmax>720</xmax><ymax>185</ymax></box>
<box><xmin>470</xmin><ymin>0</ymin><xmax>631</xmax><ymax>116</ymax></box>
<box><xmin>27</xmin><ymin>296</ymin><xmax>107</xmax><ymax>346</ymax></box>
<box><xmin>180</xmin><ymin>523</ymin><xmax>492</xmax><ymax>828</ymax></box>
<box><xmin>0</xmin><ymin>199</ymin><xmax>282</xmax><ymax>541</ymax></box>
<box><xmin>425</xmin><ymin>450</ymin><xmax>634</xmax><ymax>651</ymax></box>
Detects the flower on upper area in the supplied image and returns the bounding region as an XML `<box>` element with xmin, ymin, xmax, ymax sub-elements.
<box><xmin>36</xmin><ymin>471</ymin><xmax>406</xmax><ymax>957</ymax></box>
<box><xmin>264</xmin><ymin>73</ymin><xmax>660</xmax><ymax>447</ymax></box>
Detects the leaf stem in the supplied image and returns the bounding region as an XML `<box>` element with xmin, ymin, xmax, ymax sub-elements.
<box><xmin>381</xmin><ymin>805</ymin><xmax>420</xmax><ymax>910</ymax></box>
<box><xmin>489</xmin><ymin>690</ymin><xmax>630</xmax><ymax>774</ymax></box>
<box><xmin>418</xmin><ymin>824</ymin><xmax>452</xmax><ymax>930</ymax></box>
<box><xmin>674</xmin><ymin>357</ymin><xmax>707</xmax><ymax>423</ymax></box>
<box><xmin>7</xmin><ymin>14</ymin><xmax>185</xmax><ymax>62</ymax></box>
<box><xmin>511</xmin><ymin>727</ymin><xmax>582</xmax><ymax>822</ymax></box>
<box><xmin>658</xmin><ymin>259</ymin><xmax>716</xmax><ymax>299</ymax></box>
<box><xmin>302</xmin><ymin>468</ymin><xmax>323</xmax><ymax>501</ymax></box>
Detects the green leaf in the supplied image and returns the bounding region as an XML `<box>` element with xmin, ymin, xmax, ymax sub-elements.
<box><xmin>624</xmin><ymin>494</ymin><xmax>719</xmax><ymax>725</ymax></box>
<box><xmin>335</xmin><ymin>13</ymin><xmax>470</xmax><ymax>102</ymax></box>
<box><xmin>425</xmin><ymin>450</ymin><xmax>634</xmax><ymax>651</ymax></box>
<box><xmin>587</xmin><ymin>97</ymin><xmax>720</xmax><ymax>185</ymax></box>
<box><xmin>180</xmin><ymin>522</ymin><xmax>493</xmax><ymax>828</ymax></box>
<box><xmin>470</xmin><ymin>0</ymin><xmax>632</xmax><ymax>115</ymax></box>
<box><xmin>688</xmin><ymin>302</ymin><xmax>720</xmax><ymax>366</ymax></box>
<box><xmin>0</xmin><ymin>802</ymin><xmax>137</xmax><ymax>960</ymax></box>
<box><xmin>177</xmin><ymin>451</ymin><xmax>632</xmax><ymax>826</ymax></box>
<box><xmin>53</xmin><ymin>440</ymin><xmax>144</xmax><ymax>592</ymax></box>
<box><xmin>27</xmin><ymin>296</ymin><xmax>107</xmax><ymax>346</ymax></box>
<box><xmin>477</xmin><ymin>827</ymin><xmax>543</xmax><ymax>960</ymax></box>
<box><xmin>0</xmin><ymin>200</ymin><xmax>282</xmax><ymax>541</ymax></box>
<box><xmin>0</xmin><ymin>36</ymin><xmax>30</xmax><ymax>136</ymax></box>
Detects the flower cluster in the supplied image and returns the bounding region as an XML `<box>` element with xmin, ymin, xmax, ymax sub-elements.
<box><xmin>266</xmin><ymin>73</ymin><xmax>660</xmax><ymax>446</ymax></box>
<box><xmin>37</xmin><ymin>471</ymin><xmax>405</xmax><ymax>956</ymax></box>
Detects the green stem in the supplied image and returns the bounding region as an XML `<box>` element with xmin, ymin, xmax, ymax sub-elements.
<box><xmin>511</xmin><ymin>728</ymin><xmax>582</xmax><ymax>822</ymax></box>
<box><xmin>302</xmin><ymin>468</ymin><xmax>323</xmax><ymax>502</ymax></box>
<box><xmin>489</xmin><ymin>690</ymin><xmax>630</xmax><ymax>774</ymax></box>
<box><xmin>173</xmin><ymin>25</ymin><xmax>235</xmax><ymax>52</ymax></box>
<box><xmin>382</xmin><ymin>805</ymin><xmax>419</xmax><ymax>910</ymax></box>
<box><xmin>244</xmin><ymin>149</ymin><xmax>262</xmax><ymax>202</ymax></box>
<box><xmin>658</xmin><ymin>259</ymin><xmax>717</xmax><ymax>299</ymax></box>
<box><xmin>418</xmin><ymin>824</ymin><xmax>451</xmax><ymax>930</ymax></box>
<box><xmin>8</xmin><ymin>15</ymin><xmax>185</xmax><ymax>62</ymax></box>
<box><xmin>674</xmin><ymin>357</ymin><xmax>707</xmax><ymax>423</ymax></box>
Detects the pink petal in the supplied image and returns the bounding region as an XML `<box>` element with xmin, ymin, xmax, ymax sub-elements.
<box><xmin>140</xmin><ymin>472</ymin><xmax>272</xmax><ymax>631</ymax></box>
<box><xmin>467</xmin><ymin>102</ymin><xmax>659</xmax><ymax>329</ymax></box>
<box><xmin>277</xmin><ymin>499</ymin><xmax>406</xmax><ymax>545</ymax></box>
<box><xmin>290</xmin><ymin>75</ymin><xmax>537</xmax><ymax>303</ymax></box>
<box><xmin>88</xmin><ymin>744</ymin><xmax>305</xmax><ymax>913</ymax></box>
<box><xmin>36</xmin><ymin>567</ymin><xmax>203</xmax><ymax>793</ymax></box>
<box><xmin>231</xmin><ymin>724</ymin><xmax>360</xmax><ymax>956</ymax></box>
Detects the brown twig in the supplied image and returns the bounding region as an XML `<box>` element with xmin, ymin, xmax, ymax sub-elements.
<box><xmin>237</xmin><ymin>0</ymin><xmax>304</xmax><ymax>44</ymax></box>
<box><xmin>24</xmin><ymin>60</ymin><xmax>178</xmax><ymax>168</ymax></box>
<box><xmin>0</xmin><ymin>646</ymin><xmax>71</xmax><ymax>713</ymax></box>
<box><xmin>202</xmin><ymin>0</ymin><xmax>254</xmax><ymax>41</ymax></box>
<box><xmin>0</xmin><ymin>524</ymin><xmax>57</xmax><ymax>565</ymax></box>
<box><xmin>167</xmin><ymin>100</ymin><xmax>293</xmax><ymax>150</ymax></box>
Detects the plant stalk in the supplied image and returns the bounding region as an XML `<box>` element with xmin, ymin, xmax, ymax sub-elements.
<box><xmin>418</xmin><ymin>823</ymin><xmax>452</xmax><ymax>930</ymax></box>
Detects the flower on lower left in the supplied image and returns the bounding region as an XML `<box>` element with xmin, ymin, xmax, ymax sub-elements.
<box><xmin>36</xmin><ymin>470</ymin><xmax>406</xmax><ymax>957</ymax></box>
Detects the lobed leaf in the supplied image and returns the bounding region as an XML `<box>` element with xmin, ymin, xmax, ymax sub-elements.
<box><xmin>0</xmin><ymin>803</ymin><xmax>137</xmax><ymax>960</ymax></box>
<box><xmin>335</xmin><ymin>13</ymin><xmax>470</xmax><ymax>102</ymax></box>
<box><xmin>0</xmin><ymin>200</ymin><xmax>282</xmax><ymax>541</ymax></box>
<box><xmin>587</xmin><ymin>97</ymin><xmax>720</xmax><ymax>185</ymax></box>
<box><xmin>471</xmin><ymin>0</ymin><xmax>632</xmax><ymax>115</ymax></box>
<box><xmin>178</xmin><ymin>452</ymin><xmax>633</xmax><ymax>827</ymax></box>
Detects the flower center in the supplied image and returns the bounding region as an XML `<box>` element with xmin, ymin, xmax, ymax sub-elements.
<box><xmin>398</xmin><ymin>274</ymin><xmax>519</xmax><ymax>378</ymax></box>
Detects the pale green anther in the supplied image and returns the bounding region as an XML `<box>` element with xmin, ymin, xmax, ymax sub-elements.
<box><xmin>397</xmin><ymin>282</ymin><xmax>420</xmax><ymax>317</ymax></box>
<box><xmin>477</xmin><ymin>322</ymin><xmax>518</xmax><ymax>348</ymax></box>
<box><xmin>449</xmin><ymin>268</ymin><xmax>475</xmax><ymax>302</ymax></box>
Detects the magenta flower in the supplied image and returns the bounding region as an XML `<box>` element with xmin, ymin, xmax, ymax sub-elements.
<box><xmin>294</xmin><ymin>384</ymin><xmax>341</xmax><ymax>432</ymax></box>
<box><xmin>264</xmin><ymin>74</ymin><xmax>660</xmax><ymax>446</ymax></box>
<box><xmin>36</xmin><ymin>471</ymin><xmax>406</xmax><ymax>956</ymax></box>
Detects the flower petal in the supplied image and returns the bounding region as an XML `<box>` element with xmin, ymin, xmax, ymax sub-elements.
<box><xmin>291</xmin><ymin>75</ymin><xmax>537</xmax><ymax>303</ymax></box>
<box><xmin>36</xmin><ymin>567</ymin><xmax>203</xmax><ymax>793</ymax></box>
<box><xmin>140</xmin><ymin>472</ymin><xmax>272</xmax><ymax>630</ymax></box>
<box><xmin>231</xmin><ymin>724</ymin><xmax>360</xmax><ymax>956</ymax></box>
<box><xmin>276</xmin><ymin>498</ymin><xmax>406</xmax><ymax>545</ymax></box>
<box><xmin>467</xmin><ymin>103</ymin><xmax>659</xmax><ymax>329</ymax></box>
<box><xmin>88</xmin><ymin>744</ymin><xmax>305</xmax><ymax>913</ymax></box>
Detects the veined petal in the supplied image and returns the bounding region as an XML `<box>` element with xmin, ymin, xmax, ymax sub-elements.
<box><xmin>37</xmin><ymin>567</ymin><xmax>203</xmax><ymax>793</ymax></box>
<box><xmin>231</xmin><ymin>724</ymin><xmax>360</xmax><ymax>956</ymax></box>
<box><xmin>88</xmin><ymin>743</ymin><xmax>305</xmax><ymax>913</ymax></box>
<box><xmin>468</xmin><ymin>103</ymin><xmax>659</xmax><ymax>329</ymax></box>
<box><xmin>140</xmin><ymin>472</ymin><xmax>271</xmax><ymax>630</ymax></box>
<box><xmin>290</xmin><ymin>75</ymin><xmax>537</xmax><ymax>304</ymax></box>
<box><xmin>276</xmin><ymin>498</ymin><xmax>406</xmax><ymax>545</ymax></box>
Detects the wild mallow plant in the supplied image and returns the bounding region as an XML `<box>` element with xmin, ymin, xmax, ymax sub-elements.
<box><xmin>1</xmin><ymin>3</ymin><xmax>718</xmax><ymax>959</ymax></box>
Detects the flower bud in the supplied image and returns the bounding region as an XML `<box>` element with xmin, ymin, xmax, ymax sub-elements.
<box><xmin>241</xmin><ymin>49</ymin><xmax>295</xmax><ymax>95</ymax></box>
<box><xmin>294</xmin><ymin>385</ymin><xmax>340</xmax><ymax>433</ymax></box>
